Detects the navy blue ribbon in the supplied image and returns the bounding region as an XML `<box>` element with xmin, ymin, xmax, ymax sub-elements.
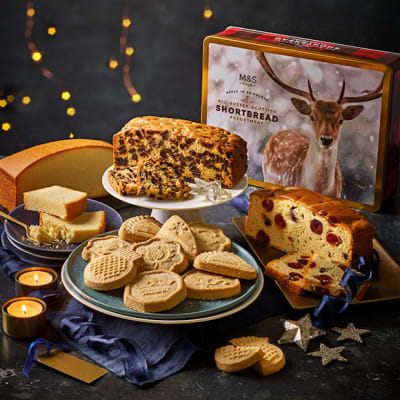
<box><xmin>29</xmin><ymin>289</ymin><xmax>66</xmax><ymax>307</ymax></box>
<box><xmin>23</xmin><ymin>338</ymin><xmax>70</xmax><ymax>377</ymax></box>
<box><xmin>229</xmin><ymin>194</ymin><xmax>250</xmax><ymax>214</ymax></box>
<box><xmin>311</xmin><ymin>252</ymin><xmax>378</xmax><ymax>328</ymax></box>
<box><xmin>59</xmin><ymin>314</ymin><xmax>148</xmax><ymax>381</ymax></box>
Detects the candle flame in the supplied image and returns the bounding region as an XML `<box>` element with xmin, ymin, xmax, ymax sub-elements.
<box><xmin>34</xmin><ymin>274</ymin><xmax>39</xmax><ymax>283</ymax></box>
<box><xmin>21</xmin><ymin>304</ymin><xmax>27</xmax><ymax>315</ymax></box>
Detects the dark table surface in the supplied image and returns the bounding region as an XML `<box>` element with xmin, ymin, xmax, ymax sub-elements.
<box><xmin>1</xmin><ymin>193</ymin><xmax>399</xmax><ymax>400</ymax></box>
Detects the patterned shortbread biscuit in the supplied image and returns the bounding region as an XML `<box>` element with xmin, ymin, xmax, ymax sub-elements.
<box><xmin>84</xmin><ymin>254</ymin><xmax>138</xmax><ymax>291</ymax></box>
<box><xmin>214</xmin><ymin>345</ymin><xmax>264</xmax><ymax>373</ymax></box>
<box><xmin>229</xmin><ymin>337</ymin><xmax>285</xmax><ymax>376</ymax></box>
<box><xmin>123</xmin><ymin>270</ymin><xmax>187</xmax><ymax>312</ymax></box>
<box><xmin>193</xmin><ymin>251</ymin><xmax>257</xmax><ymax>280</ymax></box>
<box><xmin>82</xmin><ymin>235</ymin><xmax>141</xmax><ymax>263</ymax></box>
<box><xmin>132</xmin><ymin>237</ymin><xmax>188</xmax><ymax>273</ymax></box>
<box><xmin>156</xmin><ymin>215</ymin><xmax>197</xmax><ymax>262</ymax></box>
<box><xmin>188</xmin><ymin>221</ymin><xmax>231</xmax><ymax>253</ymax></box>
<box><xmin>119</xmin><ymin>215</ymin><xmax>162</xmax><ymax>242</ymax></box>
<box><xmin>183</xmin><ymin>269</ymin><xmax>240</xmax><ymax>300</ymax></box>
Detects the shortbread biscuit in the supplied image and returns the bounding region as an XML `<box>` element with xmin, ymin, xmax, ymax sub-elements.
<box><xmin>183</xmin><ymin>269</ymin><xmax>240</xmax><ymax>300</ymax></box>
<box><xmin>193</xmin><ymin>251</ymin><xmax>257</xmax><ymax>280</ymax></box>
<box><xmin>123</xmin><ymin>270</ymin><xmax>186</xmax><ymax>312</ymax></box>
<box><xmin>84</xmin><ymin>254</ymin><xmax>138</xmax><ymax>291</ymax></box>
<box><xmin>132</xmin><ymin>237</ymin><xmax>188</xmax><ymax>273</ymax></box>
<box><xmin>82</xmin><ymin>235</ymin><xmax>140</xmax><ymax>262</ymax></box>
<box><xmin>119</xmin><ymin>215</ymin><xmax>161</xmax><ymax>242</ymax></box>
<box><xmin>214</xmin><ymin>345</ymin><xmax>264</xmax><ymax>373</ymax></box>
<box><xmin>189</xmin><ymin>221</ymin><xmax>231</xmax><ymax>253</ymax></box>
<box><xmin>156</xmin><ymin>215</ymin><xmax>197</xmax><ymax>262</ymax></box>
<box><xmin>229</xmin><ymin>337</ymin><xmax>285</xmax><ymax>376</ymax></box>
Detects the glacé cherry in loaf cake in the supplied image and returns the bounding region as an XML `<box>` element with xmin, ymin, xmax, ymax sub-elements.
<box><xmin>266</xmin><ymin>253</ymin><xmax>370</xmax><ymax>298</ymax></box>
<box><xmin>264</xmin><ymin>253</ymin><xmax>310</xmax><ymax>295</ymax></box>
<box><xmin>113</xmin><ymin>116</ymin><xmax>247</xmax><ymax>188</ymax></box>
<box><xmin>246</xmin><ymin>187</ymin><xmax>374</xmax><ymax>267</ymax></box>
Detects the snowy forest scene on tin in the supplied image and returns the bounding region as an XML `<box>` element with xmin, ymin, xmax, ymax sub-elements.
<box><xmin>206</xmin><ymin>44</ymin><xmax>383</xmax><ymax>205</ymax></box>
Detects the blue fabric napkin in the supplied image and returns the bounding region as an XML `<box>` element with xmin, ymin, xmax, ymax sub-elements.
<box><xmin>47</xmin><ymin>299</ymin><xmax>199</xmax><ymax>386</ymax></box>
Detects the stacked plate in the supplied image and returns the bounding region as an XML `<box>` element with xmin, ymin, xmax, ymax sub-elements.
<box><xmin>2</xmin><ymin>199</ymin><xmax>123</xmax><ymax>268</ymax></box>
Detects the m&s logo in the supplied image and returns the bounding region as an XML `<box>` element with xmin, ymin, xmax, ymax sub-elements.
<box><xmin>239</xmin><ymin>74</ymin><xmax>257</xmax><ymax>84</ymax></box>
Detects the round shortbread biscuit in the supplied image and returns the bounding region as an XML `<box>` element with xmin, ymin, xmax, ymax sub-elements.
<box><xmin>82</xmin><ymin>235</ymin><xmax>138</xmax><ymax>262</ymax></box>
<box><xmin>123</xmin><ymin>270</ymin><xmax>186</xmax><ymax>313</ymax></box>
<box><xmin>188</xmin><ymin>221</ymin><xmax>231</xmax><ymax>253</ymax></box>
<box><xmin>214</xmin><ymin>345</ymin><xmax>264</xmax><ymax>373</ymax></box>
<box><xmin>119</xmin><ymin>215</ymin><xmax>162</xmax><ymax>242</ymax></box>
<box><xmin>183</xmin><ymin>269</ymin><xmax>240</xmax><ymax>300</ymax></box>
<box><xmin>228</xmin><ymin>336</ymin><xmax>285</xmax><ymax>376</ymax></box>
<box><xmin>84</xmin><ymin>254</ymin><xmax>138</xmax><ymax>291</ymax></box>
<box><xmin>156</xmin><ymin>215</ymin><xmax>197</xmax><ymax>262</ymax></box>
<box><xmin>132</xmin><ymin>237</ymin><xmax>188</xmax><ymax>273</ymax></box>
<box><xmin>193</xmin><ymin>251</ymin><xmax>257</xmax><ymax>280</ymax></box>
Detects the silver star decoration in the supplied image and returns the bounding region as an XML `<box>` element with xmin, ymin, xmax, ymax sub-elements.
<box><xmin>308</xmin><ymin>343</ymin><xmax>348</xmax><ymax>366</ymax></box>
<box><xmin>189</xmin><ymin>178</ymin><xmax>232</xmax><ymax>204</ymax></box>
<box><xmin>278</xmin><ymin>314</ymin><xmax>326</xmax><ymax>352</ymax></box>
<box><xmin>332</xmin><ymin>323</ymin><xmax>370</xmax><ymax>343</ymax></box>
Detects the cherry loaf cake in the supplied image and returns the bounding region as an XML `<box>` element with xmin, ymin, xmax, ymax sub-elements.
<box><xmin>113</xmin><ymin>116</ymin><xmax>247</xmax><ymax>188</ymax></box>
<box><xmin>246</xmin><ymin>187</ymin><xmax>374</xmax><ymax>267</ymax></box>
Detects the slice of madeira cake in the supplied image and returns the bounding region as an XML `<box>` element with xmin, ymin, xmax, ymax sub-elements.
<box><xmin>38</xmin><ymin>211</ymin><xmax>106</xmax><ymax>244</ymax></box>
<box><xmin>24</xmin><ymin>185</ymin><xmax>87</xmax><ymax>220</ymax></box>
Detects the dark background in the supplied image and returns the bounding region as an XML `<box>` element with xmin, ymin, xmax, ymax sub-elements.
<box><xmin>1</xmin><ymin>0</ymin><xmax>399</xmax><ymax>155</ymax></box>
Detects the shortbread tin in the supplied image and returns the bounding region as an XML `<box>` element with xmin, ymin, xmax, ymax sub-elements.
<box><xmin>202</xmin><ymin>27</ymin><xmax>400</xmax><ymax>211</ymax></box>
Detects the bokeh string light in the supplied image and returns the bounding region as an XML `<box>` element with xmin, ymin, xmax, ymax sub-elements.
<box><xmin>24</xmin><ymin>0</ymin><xmax>76</xmax><ymax>137</ymax></box>
<box><xmin>2</xmin><ymin>1</ymin><xmax>214</xmax><ymax>137</ymax></box>
<box><xmin>109</xmin><ymin>1</ymin><xmax>141</xmax><ymax>103</ymax></box>
<box><xmin>203</xmin><ymin>0</ymin><xmax>213</xmax><ymax>20</ymax></box>
<box><xmin>121</xmin><ymin>2</ymin><xmax>141</xmax><ymax>103</ymax></box>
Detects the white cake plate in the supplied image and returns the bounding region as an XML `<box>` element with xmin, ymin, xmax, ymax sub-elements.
<box><xmin>102</xmin><ymin>166</ymin><xmax>248</xmax><ymax>223</ymax></box>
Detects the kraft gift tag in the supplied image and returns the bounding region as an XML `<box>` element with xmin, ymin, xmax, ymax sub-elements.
<box><xmin>36</xmin><ymin>349</ymin><xmax>108</xmax><ymax>383</ymax></box>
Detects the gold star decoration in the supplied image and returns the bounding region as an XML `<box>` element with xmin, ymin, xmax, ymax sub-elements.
<box><xmin>278</xmin><ymin>314</ymin><xmax>326</xmax><ymax>352</ymax></box>
<box><xmin>308</xmin><ymin>343</ymin><xmax>348</xmax><ymax>366</ymax></box>
<box><xmin>332</xmin><ymin>323</ymin><xmax>370</xmax><ymax>343</ymax></box>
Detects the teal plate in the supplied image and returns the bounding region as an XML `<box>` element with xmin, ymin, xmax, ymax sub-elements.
<box><xmin>61</xmin><ymin>230</ymin><xmax>264</xmax><ymax>324</ymax></box>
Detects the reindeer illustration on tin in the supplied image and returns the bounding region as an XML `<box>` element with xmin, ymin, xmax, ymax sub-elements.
<box><xmin>256</xmin><ymin>51</ymin><xmax>383</xmax><ymax>198</ymax></box>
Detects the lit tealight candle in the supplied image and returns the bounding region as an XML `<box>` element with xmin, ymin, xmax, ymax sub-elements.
<box><xmin>2</xmin><ymin>297</ymin><xmax>47</xmax><ymax>338</ymax></box>
<box><xmin>18</xmin><ymin>271</ymin><xmax>53</xmax><ymax>286</ymax></box>
<box><xmin>7</xmin><ymin>299</ymin><xmax>44</xmax><ymax>318</ymax></box>
<box><xmin>15</xmin><ymin>267</ymin><xmax>58</xmax><ymax>297</ymax></box>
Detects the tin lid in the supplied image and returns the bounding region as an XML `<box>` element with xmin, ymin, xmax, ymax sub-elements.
<box><xmin>212</xmin><ymin>26</ymin><xmax>400</xmax><ymax>68</ymax></box>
